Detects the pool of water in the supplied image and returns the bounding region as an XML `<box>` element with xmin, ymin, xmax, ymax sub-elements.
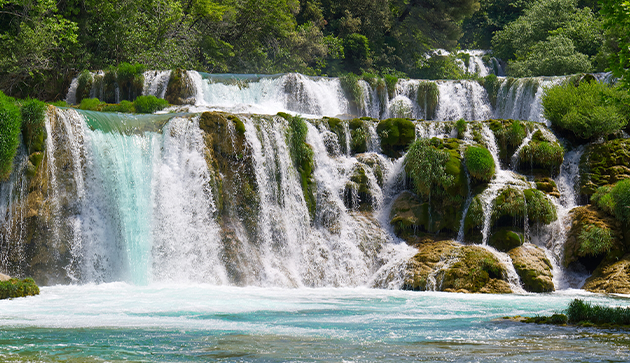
<box><xmin>1</xmin><ymin>284</ymin><xmax>629</xmax><ymax>362</ymax></box>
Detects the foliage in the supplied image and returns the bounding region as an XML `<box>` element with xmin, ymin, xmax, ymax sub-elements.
<box><xmin>461</xmin><ymin>0</ymin><xmax>532</xmax><ymax>49</ymax></box>
<box><xmin>133</xmin><ymin>95</ymin><xmax>169</xmax><ymax>114</ymax></box>
<box><xmin>592</xmin><ymin>179</ymin><xmax>630</xmax><ymax>225</ymax></box>
<box><xmin>542</xmin><ymin>81</ymin><xmax>629</xmax><ymax>140</ymax></box>
<box><xmin>102</xmin><ymin>101</ymin><xmax>136</xmax><ymax>113</ymax></box>
<box><xmin>0</xmin><ymin>278</ymin><xmax>39</xmax><ymax>299</ymax></box>
<box><xmin>339</xmin><ymin>73</ymin><xmax>363</xmax><ymax>109</ymax></box>
<box><xmin>76</xmin><ymin>70</ymin><xmax>93</xmax><ymax>104</ymax></box>
<box><xmin>283</xmin><ymin>113</ymin><xmax>316</xmax><ymax>218</ymax></box>
<box><xmin>417</xmin><ymin>82</ymin><xmax>439</xmax><ymax>120</ymax></box>
<box><xmin>405</xmin><ymin>138</ymin><xmax>454</xmax><ymax>201</ymax></box>
<box><xmin>79</xmin><ymin>98</ymin><xmax>105</xmax><ymax>111</ymax></box>
<box><xmin>117</xmin><ymin>63</ymin><xmax>145</xmax><ymax>102</ymax></box>
<box><xmin>414</xmin><ymin>52</ymin><xmax>465</xmax><ymax>80</ymax></box>
<box><xmin>482</xmin><ymin>74</ymin><xmax>501</xmax><ymax>106</ymax></box>
<box><xmin>20</xmin><ymin>98</ymin><xmax>47</xmax><ymax>153</ymax></box>
<box><xmin>599</xmin><ymin>0</ymin><xmax>630</xmax><ymax>88</ymax></box>
<box><xmin>376</xmin><ymin>118</ymin><xmax>416</xmax><ymax>157</ymax></box>
<box><xmin>492</xmin><ymin>0</ymin><xmax>604</xmax><ymax>76</ymax></box>
<box><xmin>518</xmin><ymin>131</ymin><xmax>564</xmax><ymax>174</ymax></box>
<box><xmin>384</xmin><ymin>75</ymin><xmax>398</xmax><ymax>100</ymax></box>
<box><xmin>344</xmin><ymin>33</ymin><xmax>371</xmax><ymax>73</ymax></box>
<box><xmin>567</xmin><ymin>299</ymin><xmax>630</xmax><ymax>325</ymax></box>
<box><xmin>0</xmin><ymin>92</ymin><xmax>22</xmax><ymax>180</ymax></box>
<box><xmin>455</xmin><ymin>119</ymin><xmax>467</xmax><ymax>139</ymax></box>
<box><xmin>524</xmin><ymin>188</ymin><xmax>557</xmax><ymax>224</ymax></box>
<box><xmin>464</xmin><ymin>146</ymin><xmax>495</xmax><ymax>182</ymax></box>
<box><xmin>577</xmin><ymin>224</ymin><xmax>614</xmax><ymax>256</ymax></box>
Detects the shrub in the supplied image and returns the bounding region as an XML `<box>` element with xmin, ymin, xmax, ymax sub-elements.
<box><xmin>591</xmin><ymin>180</ymin><xmax>630</xmax><ymax>224</ymax></box>
<box><xmin>76</xmin><ymin>70</ymin><xmax>93</xmax><ymax>104</ymax></box>
<box><xmin>405</xmin><ymin>138</ymin><xmax>454</xmax><ymax>199</ymax></box>
<box><xmin>0</xmin><ymin>278</ymin><xmax>39</xmax><ymax>299</ymax></box>
<box><xmin>518</xmin><ymin>131</ymin><xmax>564</xmax><ymax>174</ymax></box>
<box><xmin>20</xmin><ymin>98</ymin><xmax>47</xmax><ymax>153</ymax></box>
<box><xmin>79</xmin><ymin>98</ymin><xmax>105</xmax><ymax>111</ymax></box>
<box><xmin>591</xmin><ymin>185</ymin><xmax>614</xmax><ymax>215</ymax></box>
<box><xmin>344</xmin><ymin>33</ymin><xmax>371</xmax><ymax>73</ymax></box>
<box><xmin>465</xmin><ymin>145</ymin><xmax>495</xmax><ymax>182</ymax></box>
<box><xmin>376</xmin><ymin>118</ymin><xmax>416</xmax><ymax>158</ymax></box>
<box><xmin>0</xmin><ymin>92</ymin><xmax>22</xmax><ymax>180</ymax></box>
<box><xmin>524</xmin><ymin>188</ymin><xmax>557</xmax><ymax>224</ymax></box>
<box><xmin>384</xmin><ymin>74</ymin><xmax>398</xmax><ymax>99</ymax></box>
<box><xmin>455</xmin><ymin>119</ymin><xmax>467</xmax><ymax>139</ymax></box>
<box><xmin>542</xmin><ymin>81</ymin><xmax>628</xmax><ymax>140</ymax></box>
<box><xmin>102</xmin><ymin>100</ymin><xmax>136</xmax><ymax>113</ymax></box>
<box><xmin>133</xmin><ymin>95</ymin><xmax>169</xmax><ymax>114</ymax></box>
<box><xmin>577</xmin><ymin>224</ymin><xmax>614</xmax><ymax>257</ymax></box>
<box><xmin>117</xmin><ymin>62</ymin><xmax>145</xmax><ymax>101</ymax></box>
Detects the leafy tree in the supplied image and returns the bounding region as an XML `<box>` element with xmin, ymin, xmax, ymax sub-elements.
<box><xmin>508</xmin><ymin>34</ymin><xmax>592</xmax><ymax>76</ymax></box>
<box><xmin>599</xmin><ymin>0</ymin><xmax>630</xmax><ymax>88</ymax></box>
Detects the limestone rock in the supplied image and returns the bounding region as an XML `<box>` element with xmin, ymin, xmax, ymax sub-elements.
<box><xmin>0</xmin><ymin>273</ymin><xmax>11</xmax><ymax>282</ymax></box>
<box><xmin>404</xmin><ymin>241</ymin><xmax>512</xmax><ymax>294</ymax></box>
<box><xmin>582</xmin><ymin>254</ymin><xmax>630</xmax><ymax>294</ymax></box>
<box><xmin>580</xmin><ymin>139</ymin><xmax>630</xmax><ymax>197</ymax></box>
<box><xmin>509</xmin><ymin>244</ymin><xmax>554</xmax><ymax>293</ymax></box>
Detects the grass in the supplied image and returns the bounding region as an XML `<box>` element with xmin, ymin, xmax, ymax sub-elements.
<box><xmin>567</xmin><ymin>299</ymin><xmax>630</xmax><ymax>326</ymax></box>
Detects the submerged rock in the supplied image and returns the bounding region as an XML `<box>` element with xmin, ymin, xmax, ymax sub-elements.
<box><xmin>509</xmin><ymin>244</ymin><xmax>554</xmax><ymax>293</ymax></box>
<box><xmin>404</xmin><ymin>241</ymin><xmax>512</xmax><ymax>293</ymax></box>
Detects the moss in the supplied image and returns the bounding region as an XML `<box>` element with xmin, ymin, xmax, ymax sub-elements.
<box><xmin>441</xmin><ymin>245</ymin><xmax>509</xmax><ymax>293</ymax></box>
<box><xmin>464</xmin><ymin>145</ymin><xmax>495</xmax><ymax>183</ymax></box>
<box><xmin>349</xmin><ymin>118</ymin><xmax>368</xmax><ymax>154</ymax></box>
<box><xmin>493</xmin><ymin>188</ymin><xmax>526</xmax><ymax>226</ymax></box>
<box><xmin>102</xmin><ymin>70</ymin><xmax>117</xmax><ymax>103</ymax></box>
<box><xmin>582</xmin><ymin>254</ymin><xmax>630</xmax><ymax>294</ymax></box>
<box><xmin>535</xmin><ymin>177</ymin><xmax>560</xmax><ymax>198</ymax></box>
<box><xmin>518</xmin><ymin>131</ymin><xmax>564</xmax><ymax>176</ymax></box>
<box><xmin>377</xmin><ymin>118</ymin><xmax>416</xmax><ymax>158</ymax></box>
<box><xmin>488</xmin><ymin>228</ymin><xmax>523</xmax><ymax>252</ymax></box>
<box><xmin>580</xmin><ymin>139</ymin><xmax>630</xmax><ymax>197</ymax></box>
<box><xmin>492</xmin><ymin>119</ymin><xmax>527</xmax><ymax>164</ymax></box>
<box><xmin>455</xmin><ymin>119</ymin><xmax>467</xmax><ymax>139</ymax></box>
<box><xmin>389</xmin><ymin>191</ymin><xmax>430</xmax><ymax>239</ymax></box>
<box><xmin>165</xmin><ymin>69</ymin><xmax>195</xmax><ymax>105</ymax></box>
<box><xmin>75</xmin><ymin>70</ymin><xmax>93</xmax><ymax>104</ymax></box>
<box><xmin>228</xmin><ymin>115</ymin><xmax>246</xmax><ymax>134</ymax></box>
<box><xmin>284</xmin><ymin>114</ymin><xmax>317</xmax><ymax>221</ymax></box>
<box><xmin>482</xmin><ymin>74</ymin><xmax>501</xmax><ymax>107</ymax></box>
<box><xmin>464</xmin><ymin>196</ymin><xmax>484</xmax><ymax>240</ymax></box>
<box><xmin>344</xmin><ymin>164</ymin><xmax>375</xmax><ymax>212</ymax></box>
<box><xmin>417</xmin><ymin>82</ymin><xmax>439</xmax><ymax>120</ymax></box>
<box><xmin>339</xmin><ymin>73</ymin><xmax>363</xmax><ymax>114</ymax></box>
<box><xmin>0</xmin><ymin>278</ymin><xmax>39</xmax><ymax>299</ymax></box>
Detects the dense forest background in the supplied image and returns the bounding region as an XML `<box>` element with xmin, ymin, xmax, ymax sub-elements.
<box><xmin>0</xmin><ymin>0</ymin><xmax>627</xmax><ymax>100</ymax></box>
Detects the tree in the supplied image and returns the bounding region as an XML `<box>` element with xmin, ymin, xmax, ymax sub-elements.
<box><xmin>599</xmin><ymin>0</ymin><xmax>630</xmax><ymax>88</ymax></box>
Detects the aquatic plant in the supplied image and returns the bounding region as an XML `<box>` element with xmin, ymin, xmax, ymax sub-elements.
<box><xmin>567</xmin><ymin>299</ymin><xmax>630</xmax><ymax>326</ymax></box>
<box><xmin>0</xmin><ymin>278</ymin><xmax>39</xmax><ymax>299</ymax></box>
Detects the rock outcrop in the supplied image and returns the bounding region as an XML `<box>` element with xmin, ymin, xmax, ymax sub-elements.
<box><xmin>509</xmin><ymin>244</ymin><xmax>554</xmax><ymax>293</ymax></box>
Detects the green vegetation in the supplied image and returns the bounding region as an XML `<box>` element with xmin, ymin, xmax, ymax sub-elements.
<box><xmin>577</xmin><ymin>224</ymin><xmax>614</xmax><ymax>257</ymax></box>
<box><xmin>518</xmin><ymin>131</ymin><xmax>564</xmax><ymax>175</ymax></box>
<box><xmin>492</xmin><ymin>0</ymin><xmax>604</xmax><ymax>76</ymax></box>
<box><xmin>20</xmin><ymin>98</ymin><xmax>47</xmax><ymax>154</ymax></box>
<box><xmin>339</xmin><ymin>73</ymin><xmax>363</xmax><ymax>111</ymax></box>
<box><xmin>482</xmin><ymin>74</ymin><xmax>501</xmax><ymax>107</ymax></box>
<box><xmin>592</xmin><ymin>179</ymin><xmax>630</xmax><ymax>225</ymax></box>
<box><xmin>117</xmin><ymin>63</ymin><xmax>146</xmax><ymax>102</ymax></box>
<box><xmin>405</xmin><ymin>138</ymin><xmax>454</xmax><ymax>201</ymax></box>
<box><xmin>542</xmin><ymin>81</ymin><xmax>629</xmax><ymax>140</ymax></box>
<box><xmin>79</xmin><ymin>98</ymin><xmax>106</xmax><ymax>111</ymax></box>
<box><xmin>416</xmin><ymin>82</ymin><xmax>439</xmax><ymax>120</ymax></box>
<box><xmin>0</xmin><ymin>278</ymin><xmax>40</xmax><ymax>299</ymax></box>
<box><xmin>464</xmin><ymin>146</ymin><xmax>495</xmax><ymax>183</ymax></box>
<box><xmin>76</xmin><ymin>70</ymin><xmax>93</xmax><ymax>104</ymax></box>
<box><xmin>376</xmin><ymin>118</ymin><xmax>416</xmax><ymax>158</ymax></box>
<box><xmin>455</xmin><ymin>119</ymin><xmax>467</xmax><ymax>139</ymax></box>
<box><xmin>133</xmin><ymin>95</ymin><xmax>169</xmax><ymax>114</ymax></box>
<box><xmin>0</xmin><ymin>92</ymin><xmax>22</xmax><ymax>180</ymax></box>
<box><xmin>567</xmin><ymin>299</ymin><xmax>630</xmax><ymax>326</ymax></box>
<box><xmin>524</xmin><ymin>188</ymin><xmax>557</xmax><ymax>224</ymax></box>
<box><xmin>600</xmin><ymin>1</ymin><xmax>630</xmax><ymax>88</ymax></box>
<box><xmin>284</xmin><ymin>114</ymin><xmax>316</xmax><ymax>219</ymax></box>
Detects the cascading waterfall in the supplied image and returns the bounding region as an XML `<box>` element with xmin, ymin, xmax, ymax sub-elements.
<box><xmin>143</xmin><ymin>70</ymin><xmax>171</xmax><ymax>99</ymax></box>
<box><xmin>435</xmin><ymin>80</ymin><xmax>493</xmax><ymax>121</ymax></box>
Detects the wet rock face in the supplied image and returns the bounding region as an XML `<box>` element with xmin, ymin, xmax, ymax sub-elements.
<box><xmin>582</xmin><ymin>254</ymin><xmax>630</xmax><ymax>294</ymax></box>
<box><xmin>509</xmin><ymin>245</ymin><xmax>554</xmax><ymax>293</ymax></box>
<box><xmin>377</xmin><ymin>118</ymin><xmax>416</xmax><ymax>158</ymax></box>
<box><xmin>580</xmin><ymin>139</ymin><xmax>630</xmax><ymax>197</ymax></box>
<box><xmin>404</xmin><ymin>241</ymin><xmax>512</xmax><ymax>293</ymax></box>
<box><xmin>165</xmin><ymin>69</ymin><xmax>196</xmax><ymax>105</ymax></box>
<box><xmin>517</xmin><ymin>130</ymin><xmax>564</xmax><ymax>177</ymax></box>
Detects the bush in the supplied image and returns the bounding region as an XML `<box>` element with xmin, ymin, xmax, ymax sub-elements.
<box><xmin>20</xmin><ymin>98</ymin><xmax>47</xmax><ymax>154</ymax></box>
<box><xmin>405</xmin><ymin>138</ymin><xmax>454</xmax><ymax>199</ymax></box>
<box><xmin>524</xmin><ymin>188</ymin><xmax>557</xmax><ymax>224</ymax></box>
<box><xmin>455</xmin><ymin>119</ymin><xmax>467</xmax><ymax>139</ymax></box>
<box><xmin>508</xmin><ymin>35</ymin><xmax>592</xmax><ymax>77</ymax></box>
<box><xmin>482</xmin><ymin>74</ymin><xmax>500</xmax><ymax>106</ymax></box>
<box><xmin>117</xmin><ymin>62</ymin><xmax>145</xmax><ymax>101</ymax></box>
<box><xmin>133</xmin><ymin>95</ymin><xmax>169</xmax><ymax>114</ymax></box>
<box><xmin>0</xmin><ymin>278</ymin><xmax>39</xmax><ymax>299</ymax></box>
<box><xmin>465</xmin><ymin>145</ymin><xmax>495</xmax><ymax>182</ymax></box>
<box><xmin>542</xmin><ymin>81</ymin><xmax>628</xmax><ymax>140</ymax></box>
<box><xmin>577</xmin><ymin>224</ymin><xmax>614</xmax><ymax>257</ymax></box>
<box><xmin>384</xmin><ymin>74</ymin><xmax>398</xmax><ymax>100</ymax></box>
<box><xmin>593</xmin><ymin>179</ymin><xmax>630</xmax><ymax>225</ymax></box>
<box><xmin>518</xmin><ymin>131</ymin><xmax>564</xmax><ymax>174</ymax></box>
<box><xmin>567</xmin><ymin>299</ymin><xmax>630</xmax><ymax>326</ymax></box>
<box><xmin>79</xmin><ymin>98</ymin><xmax>105</xmax><ymax>111</ymax></box>
<box><xmin>376</xmin><ymin>118</ymin><xmax>416</xmax><ymax>158</ymax></box>
<box><xmin>102</xmin><ymin>100</ymin><xmax>136</xmax><ymax>113</ymax></box>
<box><xmin>0</xmin><ymin>92</ymin><xmax>22</xmax><ymax>180</ymax></box>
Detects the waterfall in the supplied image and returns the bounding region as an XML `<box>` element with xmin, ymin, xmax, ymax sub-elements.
<box><xmin>143</xmin><ymin>70</ymin><xmax>171</xmax><ymax>98</ymax></box>
<box><xmin>435</xmin><ymin>81</ymin><xmax>493</xmax><ymax>121</ymax></box>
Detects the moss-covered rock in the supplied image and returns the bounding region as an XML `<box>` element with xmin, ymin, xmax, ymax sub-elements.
<box><xmin>564</xmin><ymin>205</ymin><xmax>624</xmax><ymax>272</ymax></box>
<box><xmin>582</xmin><ymin>254</ymin><xmax>630</xmax><ymax>294</ymax></box>
<box><xmin>535</xmin><ymin>177</ymin><xmax>560</xmax><ymax>198</ymax></box>
<box><xmin>492</xmin><ymin>187</ymin><xmax>526</xmax><ymax>226</ymax></box>
<box><xmin>464</xmin><ymin>195</ymin><xmax>484</xmax><ymax>243</ymax></box>
<box><xmin>324</xmin><ymin>117</ymin><xmax>346</xmax><ymax>154</ymax></box>
<box><xmin>344</xmin><ymin>164</ymin><xmax>374</xmax><ymax>212</ymax></box>
<box><xmin>75</xmin><ymin>70</ymin><xmax>93</xmax><ymax>104</ymax></box>
<box><xmin>464</xmin><ymin>145</ymin><xmax>495</xmax><ymax>183</ymax></box>
<box><xmin>518</xmin><ymin>130</ymin><xmax>564</xmax><ymax>177</ymax></box>
<box><xmin>165</xmin><ymin>69</ymin><xmax>196</xmax><ymax>105</ymax></box>
<box><xmin>389</xmin><ymin>191</ymin><xmax>430</xmax><ymax>240</ymax></box>
<box><xmin>199</xmin><ymin>111</ymin><xmax>260</xmax><ymax>242</ymax></box>
<box><xmin>524</xmin><ymin>188</ymin><xmax>557</xmax><ymax>224</ymax></box>
<box><xmin>489</xmin><ymin>227</ymin><xmax>524</xmax><ymax>252</ymax></box>
<box><xmin>377</xmin><ymin>118</ymin><xmax>416</xmax><ymax>158</ymax></box>
<box><xmin>102</xmin><ymin>70</ymin><xmax>117</xmax><ymax>104</ymax></box>
<box><xmin>349</xmin><ymin>118</ymin><xmax>368</xmax><ymax>154</ymax></box>
<box><xmin>356</xmin><ymin>153</ymin><xmax>384</xmax><ymax>187</ymax></box>
<box><xmin>416</xmin><ymin>82</ymin><xmax>439</xmax><ymax>120</ymax></box>
<box><xmin>0</xmin><ymin>277</ymin><xmax>39</xmax><ymax>299</ymax></box>
<box><xmin>489</xmin><ymin>119</ymin><xmax>530</xmax><ymax>165</ymax></box>
<box><xmin>509</xmin><ymin>244</ymin><xmax>554</xmax><ymax>292</ymax></box>
<box><xmin>404</xmin><ymin>241</ymin><xmax>512</xmax><ymax>293</ymax></box>
<box><xmin>580</xmin><ymin>139</ymin><xmax>630</xmax><ymax>197</ymax></box>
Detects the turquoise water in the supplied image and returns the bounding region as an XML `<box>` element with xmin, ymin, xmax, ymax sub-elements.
<box><xmin>1</xmin><ymin>285</ymin><xmax>629</xmax><ymax>362</ymax></box>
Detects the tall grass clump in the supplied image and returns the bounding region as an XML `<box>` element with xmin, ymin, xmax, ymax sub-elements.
<box><xmin>577</xmin><ymin>224</ymin><xmax>614</xmax><ymax>257</ymax></box>
<box><xmin>405</xmin><ymin>138</ymin><xmax>454</xmax><ymax>201</ymax></box>
<box><xmin>0</xmin><ymin>92</ymin><xmax>22</xmax><ymax>180</ymax></box>
<box><xmin>592</xmin><ymin>179</ymin><xmax>630</xmax><ymax>225</ymax></box>
<box><xmin>567</xmin><ymin>299</ymin><xmax>630</xmax><ymax>326</ymax></box>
